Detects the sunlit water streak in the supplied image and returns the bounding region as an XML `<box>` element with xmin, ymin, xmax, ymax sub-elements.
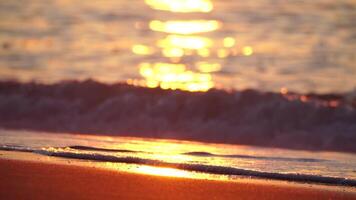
<box><xmin>0</xmin><ymin>0</ymin><xmax>355</xmax><ymax>93</ymax></box>
<box><xmin>145</xmin><ymin>0</ymin><xmax>213</xmax><ymax>13</ymax></box>
<box><xmin>1</xmin><ymin>130</ymin><xmax>355</xmax><ymax>185</ymax></box>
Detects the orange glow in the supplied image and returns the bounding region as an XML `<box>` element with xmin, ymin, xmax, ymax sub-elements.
<box><xmin>196</xmin><ymin>62</ymin><xmax>221</xmax><ymax>73</ymax></box>
<box><xmin>102</xmin><ymin>162</ymin><xmax>229</xmax><ymax>180</ymax></box>
<box><xmin>139</xmin><ymin>62</ymin><xmax>214</xmax><ymax>92</ymax></box>
<box><xmin>135</xmin><ymin>166</ymin><xmax>190</xmax><ymax>177</ymax></box>
<box><xmin>280</xmin><ymin>87</ymin><xmax>288</xmax><ymax>95</ymax></box>
<box><xmin>158</xmin><ymin>35</ymin><xmax>213</xmax><ymax>50</ymax></box>
<box><xmin>103</xmin><ymin>162</ymin><xmax>230</xmax><ymax>180</ymax></box>
<box><xmin>132</xmin><ymin>44</ymin><xmax>154</xmax><ymax>55</ymax></box>
<box><xmin>126</xmin><ymin>79</ymin><xmax>134</xmax><ymax>85</ymax></box>
<box><xmin>300</xmin><ymin>95</ymin><xmax>308</xmax><ymax>102</ymax></box>
<box><xmin>149</xmin><ymin>20</ymin><xmax>220</xmax><ymax>34</ymax></box>
<box><xmin>126</xmin><ymin>79</ymin><xmax>147</xmax><ymax>87</ymax></box>
<box><xmin>328</xmin><ymin>100</ymin><xmax>340</xmax><ymax>107</ymax></box>
<box><xmin>145</xmin><ymin>0</ymin><xmax>213</xmax><ymax>13</ymax></box>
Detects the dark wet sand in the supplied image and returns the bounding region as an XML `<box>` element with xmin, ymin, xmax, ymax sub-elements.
<box><xmin>0</xmin><ymin>158</ymin><xmax>355</xmax><ymax>200</ymax></box>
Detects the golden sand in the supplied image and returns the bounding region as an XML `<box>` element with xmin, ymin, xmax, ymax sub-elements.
<box><xmin>0</xmin><ymin>153</ymin><xmax>355</xmax><ymax>200</ymax></box>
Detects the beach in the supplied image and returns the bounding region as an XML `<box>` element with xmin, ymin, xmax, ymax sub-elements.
<box><xmin>1</xmin><ymin>151</ymin><xmax>355</xmax><ymax>200</ymax></box>
<box><xmin>1</xmin><ymin>0</ymin><xmax>355</xmax><ymax>199</ymax></box>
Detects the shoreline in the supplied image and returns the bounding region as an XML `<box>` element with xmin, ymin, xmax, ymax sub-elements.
<box><xmin>0</xmin><ymin>151</ymin><xmax>355</xmax><ymax>200</ymax></box>
<box><xmin>2</xmin><ymin>146</ymin><xmax>355</xmax><ymax>187</ymax></box>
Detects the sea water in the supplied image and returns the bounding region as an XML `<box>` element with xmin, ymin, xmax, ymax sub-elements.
<box><xmin>1</xmin><ymin>129</ymin><xmax>355</xmax><ymax>186</ymax></box>
<box><xmin>0</xmin><ymin>0</ymin><xmax>355</xmax><ymax>93</ymax></box>
<box><xmin>0</xmin><ymin>0</ymin><xmax>355</xmax><ymax>188</ymax></box>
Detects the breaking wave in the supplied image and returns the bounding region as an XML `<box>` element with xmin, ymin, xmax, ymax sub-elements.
<box><xmin>0</xmin><ymin>80</ymin><xmax>355</xmax><ymax>152</ymax></box>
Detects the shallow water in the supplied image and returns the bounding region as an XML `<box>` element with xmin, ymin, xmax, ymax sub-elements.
<box><xmin>0</xmin><ymin>0</ymin><xmax>355</xmax><ymax>93</ymax></box>
<box><xmin>1</xmin><ymin>130</ymin><xmax>355</xmax><ymax>186</ymax></box>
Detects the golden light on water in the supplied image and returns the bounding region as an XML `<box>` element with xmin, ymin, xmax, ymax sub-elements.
<box><xmin>103</xmin><ymin>162</ymin><xmax>229</xmax><ymax>180</ymax></box>
<box><xmin>223</xmin><ymin>37</ymin><xmax>236</xmax><ymax>48</ymax></box>
<box><xmin>139</xmin><ymin>62</ymin><xmax>214</xmax><ymax>92</ymax></box>
<box><xmin>197</xmin><ymin>48</ymin><xmax>210</xmax><ymax>57</ymax></box>
<box><xmin>149</xmin><ymin>20</ymin><xmax>221</xmax><ymax>34</ymax></box>
<box><xmin>158</xmin><ymin>35</ymin><xmax>213</xmax><ymax>50</ymax></box>
<box><xmin>145</xmin><ymin>0</ymin><xmax>213</xmax><ymax>13</ymax></box>
<box><xmin>129</xmin><ymin>0</ymin><xmax>255</xmax><ymax>92</ymax></box>
<box><xmin>196</xmin><ymin>62</ymin><xmax>221</xmax><ymax>73</ymax></box>
<box><xmin>242</xmin><ymin>46</ymin><xmax>254</xmax><ymax>56</ymax></box>
<box><xmin>162</xmin><ymin>47</ymin><xmax>184</xmax><ymax>58</ymax></box>
<box><xmin>217</xmin><ymin>49</ymin><xmax>229</xmax><ymax>58</ymax></box>
<box><xmin>135</xmin><ymin>166</ymin><xmax>190</xmax><ymax>177</ymax></box>
<box><xmin>132</xmin><ymin>44</ymin><xmax>154</xmax><ymax>55</ymax></box>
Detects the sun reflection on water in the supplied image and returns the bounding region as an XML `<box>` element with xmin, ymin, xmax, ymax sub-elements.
<box><xmin>196</xmin><ymin>62</ymin><xmax>221</xmax><ymax>73</ymax></box>
<box><xmin>242</xmin><ymin>46</ymin><xmax>254</xmax><ymax>56</ymax></box>
<box><xmin>145</xmin><ymin>0</ymin><xmax>213</xmax><ymax>13</ymax></box>
<box><xmin>103</xmin><ymin>162</ymin><xmax>230</xmax><ymax>180</ymax></box>
<box><xmin>135</xmin><ymin>166</ymin><xmax>190</xmax><ymax>177</ymax></box>
<box><xmin>129</xmin><ymin>0</ymin><xmax>254</xmax><ymax>92</ymax></box>
<box><xmin>223</xmin><ymin>37</ymin><xmax>236</xmax><ymax>48</ymax></box>
<box><xmin>158</xmin><ymin>35</ymin><xmax>213</xmax><ymax>50</ymax></box>
<box><xmin>161</xmin><ymin>47</ymin><xmax>184</xmax><ymax>58</ymax></box>
<box><xmin>149</xmin><ymin>20</ymin><xmax>221</xmax><ymax>34</ymax></box>
<box><xmin>132</xmin><ymin>44</ymin><xmax>154</xmax><ymax>55</ymax></box>
<box><xmin>139</xmin><ymin>62</ymin><xmax>213</xmax><ymax>91</ymax></box>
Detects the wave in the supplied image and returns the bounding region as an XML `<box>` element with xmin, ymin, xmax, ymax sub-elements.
<box><xmin>0</xmin><ymin>79</ymin><xmax>355</xmax><ymax>152</ymax></box>
<box><xmin>40</xmin><ymin>151</ymin><xmax>356</xmax><ymax>186</ymax></box>
<box><xmin>0</xmin><ymin>144</ymin><xmax>325</xmax><ymax>163</ymax></box>
<box><xmin>0</xmin><ymin>144</ymin><xmax>35</xmax><ymax>153</ymax></box>
<box><xmin>1</xmin><ymin>144</ymin><xmax>354</xmax><ymax>186</ymax></box>
<box><xmin>183</xmin><ymin>151</ymin><xmax>326</xmax><ymax>162</ymax></box>
<box><xmin>68</xmin><ymin>145</ymin><xmax>325</xmax><ymax>162</ymax></box>
<box><xmin>68</xmin><ymin>145</ymin><xmax>141</xmax><ymax>153</ymax></box>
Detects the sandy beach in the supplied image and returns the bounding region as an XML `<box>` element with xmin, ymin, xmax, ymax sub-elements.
<box><xmin>1</xmin><ymin>0</ymin><xmax>356</xmax><ymax>199</ymax></box>
<box><xmin>0</xmin><ymin>153</ymin><xmax>355</xmax><ymax>200</ymax></box>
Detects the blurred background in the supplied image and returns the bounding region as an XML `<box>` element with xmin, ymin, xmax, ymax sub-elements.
<box><xmin>0</xmin><ymin>0</ymin><xmax>355</xmax><ymax>93</ymax></box>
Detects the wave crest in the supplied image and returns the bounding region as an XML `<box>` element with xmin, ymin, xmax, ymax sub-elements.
<box><xmin>0</xmin><ymin>80</ymin><xmax>355</xmax><ymax>152</ymax></box>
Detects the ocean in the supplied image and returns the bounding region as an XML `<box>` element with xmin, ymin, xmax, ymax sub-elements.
<box><xmin>0</xmin><ymin>0</ymin><xmax>355</xmax><ymax>93</ymax></box>
<box><xmin>0</xmin><ymin>0</ymin><xmax>356</xmax><ymax>188</ymax></box>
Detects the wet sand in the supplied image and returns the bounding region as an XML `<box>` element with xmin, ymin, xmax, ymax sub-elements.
<box><xmin>0</xmin><ymin>157</ymin><xmax>355</xmax><ymax>200</ymax></box>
